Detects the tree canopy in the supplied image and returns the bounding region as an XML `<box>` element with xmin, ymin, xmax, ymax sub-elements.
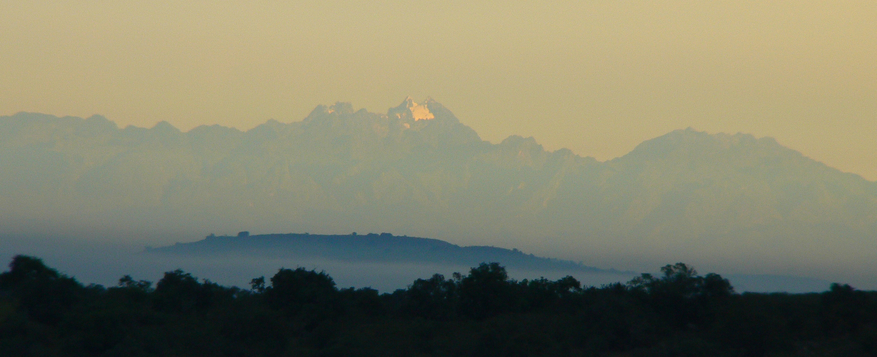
<box><xmin>1</xmin><ymin>255</ymin><xmax>875</xmax><ymax>356</ymax></box>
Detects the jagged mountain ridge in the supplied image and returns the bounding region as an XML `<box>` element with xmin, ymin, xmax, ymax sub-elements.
<box><xmin>2</xmin><ymin>98</ymin><xmax>876</xmax><ymax>281</ymax></box>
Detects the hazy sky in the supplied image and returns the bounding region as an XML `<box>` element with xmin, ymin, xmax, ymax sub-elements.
<box><xmin>3</xmin><ymin>1</ymin><xmax>875</xmax><ymax>180</ymax></box>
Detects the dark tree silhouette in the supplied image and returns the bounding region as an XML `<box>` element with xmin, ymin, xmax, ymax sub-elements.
<box><xmin>0</xmin><ymin>255</ymin><xmax>82</xmax><ymax>324</ymax></box>
<box><xmin>2</xmin><ymin>256</ymin><xmax>875</xmax><ymax>356</ymax></box>
<box><xmin>458</xmin><ymin>262</ymin><xmax>517</xmax><ymax>319</ymax></box>
<box><xmin>404</xmin><ymin>273</ymin><xmax>458</xmax><ymax>320</ymax></box>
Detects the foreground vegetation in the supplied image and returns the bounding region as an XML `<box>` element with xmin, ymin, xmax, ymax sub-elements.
<box><xmin>1</xmin><ymin>255</ymin><xmax>875</xmax><ymax>356</ymax></box>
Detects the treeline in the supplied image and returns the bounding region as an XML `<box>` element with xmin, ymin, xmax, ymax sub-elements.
<box><xmin>1</xmin><ymin>256</ymin><xmax>876</xmax><ymax>356</ymax></box>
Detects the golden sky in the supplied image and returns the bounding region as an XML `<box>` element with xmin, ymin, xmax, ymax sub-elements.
<box><xmin>2</xmin><ymin>1</ymin><xmax>875</xmax><ymax>180</ymax></box>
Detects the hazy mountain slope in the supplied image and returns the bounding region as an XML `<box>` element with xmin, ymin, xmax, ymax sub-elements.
<box><xmin>606</xmin><ymin>129</ymin><xmax>877</xmax><ymax>235</ymax></box>
<box><xmin>578</xmin><ymin>129</ymin><xmax>877</xmax><ymax>273</ymax></box>
<box><xmin>2</xmin><ymin>99</ymin><xmax>876</xmax><ymax>285</ymax></box>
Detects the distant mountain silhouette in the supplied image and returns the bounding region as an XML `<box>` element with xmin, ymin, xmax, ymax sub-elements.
<box><xmin>2</xmin><ymin>98</ymin><xmax>876</xmax><ymax>283</ymax></box>
<box><xmin>148</xmin><ymin>232</ymin><xmax>604</xmax><ymax>273</ymax></box>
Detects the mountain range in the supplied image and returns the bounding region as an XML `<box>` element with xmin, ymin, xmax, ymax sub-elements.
<box><xmin>2</xmin><ymin>97</ymin><xmax>875</xmax><ymax>285</ymax></box>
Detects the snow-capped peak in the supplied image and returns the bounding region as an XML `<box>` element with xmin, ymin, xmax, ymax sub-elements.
<box><xmin>393</xmin><ymin>96</ymin><xmax>435</xmax><ymax>121</ymax></box>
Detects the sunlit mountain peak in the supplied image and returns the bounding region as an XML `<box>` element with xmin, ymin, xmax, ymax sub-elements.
<box><xmin>393</xmin><ymin>96</ymin><xmax>435</xmax><ymax>121</ymax></box>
